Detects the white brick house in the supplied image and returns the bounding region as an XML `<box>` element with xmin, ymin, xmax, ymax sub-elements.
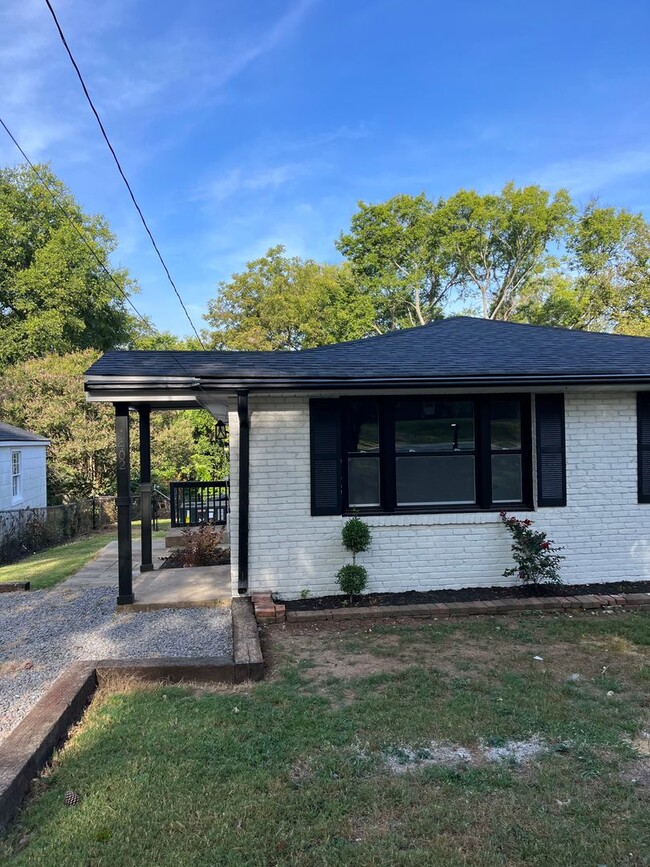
<box><xmin>0</xmin><ymin>423</ymin><xmax>49</xmax><ymax>511</ymax></box>
<box><xmin>85</xmin><ymin>317</ymin><xmax>650</xmax><ymax>604</ymax></box>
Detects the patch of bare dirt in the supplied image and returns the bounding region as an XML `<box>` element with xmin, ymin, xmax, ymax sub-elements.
<box><xmin>265</xmin><ymin>619</ymin><xmax>649</xmax><ymax>704</ymax></box>
<box><xmin>372</xmin><ymin>735</ymin><xmax>550</xmax><ymax>774</ymax></box>
<box><xmin>0</xmin><ymin>660</ymin><xmax>34</xmax><ymax>677</ymax></box>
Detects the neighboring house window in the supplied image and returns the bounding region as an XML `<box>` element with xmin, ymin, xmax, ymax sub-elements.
<box><xmin>11</xmin><ymin>450</ymin><xmax>21</xmax><ymax>500</ymax></box>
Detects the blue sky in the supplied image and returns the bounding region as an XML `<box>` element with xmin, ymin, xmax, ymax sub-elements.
<box><xmin>1</xmin><ymin>0</ymin><xmax>649</xmax><ymax>336</ymax></box>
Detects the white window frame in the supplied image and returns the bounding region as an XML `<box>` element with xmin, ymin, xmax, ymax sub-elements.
<box><xmin>11</xmin><ymin>450</ymin><xmax>22</xmax><ymax>501</ymax></box>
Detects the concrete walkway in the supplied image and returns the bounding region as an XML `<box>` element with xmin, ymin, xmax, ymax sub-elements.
<box><xmin>64</xmin><ymin>538</ymin><xmax>167</xmax><ymax>588</ymax></box>
<box><xmin>63</xmin><ymin>538</ymin><xmax>232</xmax><ymax>608</ymax></box>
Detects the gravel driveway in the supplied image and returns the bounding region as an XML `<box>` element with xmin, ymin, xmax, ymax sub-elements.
<box><xmin>0</xmin><ymin>586</ymin><xmax>233</xmax><ymax>743</ymax></box>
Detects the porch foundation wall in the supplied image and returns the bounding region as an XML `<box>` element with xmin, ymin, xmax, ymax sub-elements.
<box><xmin>231</xmin><ymin>391</ymin><xmax>650</xmax><ymax>600</ymax></box>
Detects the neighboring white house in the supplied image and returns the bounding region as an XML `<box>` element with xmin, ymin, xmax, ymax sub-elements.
<box><xmin>85</xmin><ymin>317</ymin><xmax>650</xmax><ymax>603</ymax></box>
<box><xmin>0</xmin><ymin>422</ymin><xmax>50</xmax><ymax>511</ymax></box>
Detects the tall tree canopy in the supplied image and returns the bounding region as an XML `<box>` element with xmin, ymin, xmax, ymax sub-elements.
<box><xmin>337</xmin><ymin>183</ymin><xmax>575</xmax><ymax>327</ymax></box>
<box><xmin>0</xmin><ymin>351</ymin><xmax>226</xmax><ymax>503</ymax></box>
<box><xmin>0</xmin><ymin>163</ymin><xmax>139</xmax><ymax>368</ymax></box>
<box><xmin>335</xmin><ymin>184</ymin><xmax>650</xmax><ymax>334</ymax></box>
<box><xmin>204</xmin><ymin>245</ymin><xmax>376</xmax><ymax>350</ymax></box>
<box><xmin>516</xmin><ymin>202</ymin><xmax>650</xmax><ymax>334</ymax></box>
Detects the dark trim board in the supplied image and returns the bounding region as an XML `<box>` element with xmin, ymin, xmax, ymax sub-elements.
<box><xmin>637</xmin><ymin>393</ymin><xmax>650</xmax><ymax>503</ymax></box>
<box><xmin>87</xmin><ymin>373</ymin><xmax>650</xmax><ymax>399</ymax></box>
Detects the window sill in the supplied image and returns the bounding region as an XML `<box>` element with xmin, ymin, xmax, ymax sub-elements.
<box><xmin>345</xmin><ymin>509</ymin><xmax>537</xmax><ymax>528</ymax></box>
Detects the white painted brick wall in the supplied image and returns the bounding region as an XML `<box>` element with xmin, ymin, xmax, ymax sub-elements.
<box><xmin>228</xmin><ymin>391</ymin><xmax>650</xmax><ymax>598</ymax></box>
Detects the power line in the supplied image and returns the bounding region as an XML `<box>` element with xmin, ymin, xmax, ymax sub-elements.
<box><xmin>0</xmin><ymin>115</ymin><xmax>157</xmax><ymax>336</ymax></box>
<box><xmin>43</xmin><ymin>0</ymin><xmax>206</xmax><ymax>349</ymax></box>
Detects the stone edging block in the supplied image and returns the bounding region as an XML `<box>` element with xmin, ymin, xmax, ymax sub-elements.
<box><xmin>280</xmin><ymin>592</ymin><xmax>650</xmax><ymax>624</ymax></box>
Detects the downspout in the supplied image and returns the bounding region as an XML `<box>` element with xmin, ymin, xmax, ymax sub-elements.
<box><xmin>237</xmin><ymin>391</ymin><xmax>249</xmax><ymax>594</ymax></box>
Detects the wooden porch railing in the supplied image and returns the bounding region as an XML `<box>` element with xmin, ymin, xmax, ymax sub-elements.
<box><xmin>169</xmin><ymin>481</ymin><xmax>229</xmax><ymax>527</ymax></box>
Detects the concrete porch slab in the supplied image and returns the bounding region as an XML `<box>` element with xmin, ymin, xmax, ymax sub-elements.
<box><xmin>64</xmin><ymin>538</ymin><xmax>169</xmax><ymax>589</ymax></box>
<box><xmin>130</xmin><ymin>564</ymin><xmax>232</xmax><ymax>611</ymax></box>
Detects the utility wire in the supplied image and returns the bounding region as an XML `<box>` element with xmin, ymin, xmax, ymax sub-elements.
<box><xmin>0</xmin><ymin>115</ymin><xmax>157</xmax><ymax>336</ymax></box>
<box><xmin>43</xmin><ymin>0</ymin><xmax>206</xmax><ymax>349</ymax></box>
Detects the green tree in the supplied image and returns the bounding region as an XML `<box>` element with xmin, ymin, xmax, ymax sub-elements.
<box><xmin>0</xmin><ymin>163</ymin><xmax>140</xmax><ymax>368</ymax></box>
<box><xmin>516</xmin><ymin>203</ymin><xmax>650</xmax><ymax>334</ymax></box>
<box><xmin>0</xmin><ymin>350</ymin><xmax>115</xmax><ymax>501</ymax></box>
<box><xmin>336</xmin><ymin>193</ymin><xmax>453</xmax><ymax>330</ymax></box>
<box><xmin>204</xmin><ymin>245</ymin><xmax>377</xmax><ymax>350</ymax></box>
<box><xmin>0</xmin><ymin>351</ymin><xmax>226</xmax><ymax>502</ymax></box>
<box><xmin>338</xmin><ymin>184</ymin><xmax>574</xmax><ymax>326</ymax></box>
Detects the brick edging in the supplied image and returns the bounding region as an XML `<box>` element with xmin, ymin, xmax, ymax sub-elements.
<box><xmin>251</xmin><ymin>591</ymin><xmax>650</xmax><ymax>624</ymax></box>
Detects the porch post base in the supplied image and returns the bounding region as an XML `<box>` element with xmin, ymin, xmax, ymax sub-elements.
<box><xmin>117</xmin><ymin>594</ymin><xmax>135</xmax><ymax>606</ymax></box>
<box><xmin>139</xmin><ymin>564</ymin><xmax>154</xmax><ymax>573</ymax></box>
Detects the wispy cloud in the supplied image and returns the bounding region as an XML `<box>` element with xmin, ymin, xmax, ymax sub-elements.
<box><xmin>196</xmin><ymin>161</ymin><xmax>316</xmax><ymax>204</ymax></box>
<box><xmin>90</xmin><ymin>0</ymin><xmax>320</xmax><ymax>115</ymax></box>
<box><xmin>208</xmin><ymin>0</ymin><xmax>318</xmax><ymax>90</ymax></box>
<box><xmin>533</xmin><ymin>149</ymin><xmax>650</xmax><ymax>196</ymax></box>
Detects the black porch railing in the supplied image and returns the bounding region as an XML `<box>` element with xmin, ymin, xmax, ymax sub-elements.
<box><xmin>170</xmin><ymin>481</ymin><xmax>229</xmax><ymax>528</ymax></box>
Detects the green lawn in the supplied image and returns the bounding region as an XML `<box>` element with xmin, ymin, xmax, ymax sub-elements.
<box><xmin>0</xmin><ymin>520</ymin><xmax>171</xmax><ymax>591</ymax></box>
<box><xmin>2</xmin><ymin>611</ymin><xmax>649</xmax><ymax>865</ymax></box>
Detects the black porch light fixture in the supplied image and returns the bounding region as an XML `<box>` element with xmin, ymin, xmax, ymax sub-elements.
<box><xmin>215</xmin><ymin>419</ymin><xmax>228</xmax><ymax>442</ymax></box>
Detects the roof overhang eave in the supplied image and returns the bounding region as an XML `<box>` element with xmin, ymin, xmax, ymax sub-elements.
<box><xmin>83</xmin><ymin>371</ymin><xmax>650</xmax><ymax>402</ymax></box>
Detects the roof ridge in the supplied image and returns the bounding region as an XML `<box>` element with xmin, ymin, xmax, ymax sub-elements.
<box><xmin>298</xmin><ymin>317</ymin><xmax>456</xmax><ymax>354</ymax></box>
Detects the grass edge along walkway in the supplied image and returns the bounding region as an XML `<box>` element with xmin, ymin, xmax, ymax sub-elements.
<box><xmin>0</xmin><ymin>521</ymin><xmax>170</xmax><ymax>591</ymax></box>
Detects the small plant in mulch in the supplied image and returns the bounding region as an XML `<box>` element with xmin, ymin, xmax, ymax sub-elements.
<box><xmin>336</xmin><ymin>517</ymin><xmax>372</xmax><ymax>601</ymax></box>
<box><xmin>179</xmin><ymin>524</ymin><xmax>225</xmax><ymax>567</ymax></box>
<box><xmin>500</xmin><ymin>512</ymin><xmax>564</xmax><ymax>585</ymax></box>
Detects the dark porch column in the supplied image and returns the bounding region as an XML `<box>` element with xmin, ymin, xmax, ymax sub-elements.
<box><xmin>115</xmin><ymin>404</ymin><xmax>134</xmax><ymax>604</ymax></box>
<box><xmin>237</xmin><ymin>391</ymin><xmax>249</xmax><ymax>595</ymax></box>
<box><xmin>138</xmin><ymin>405</ymin><xmax>153</xmax><ymax>572</ymax></box>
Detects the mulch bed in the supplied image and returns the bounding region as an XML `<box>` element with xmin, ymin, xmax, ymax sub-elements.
<box><xmin>282</xmin><ymin>580</ymin><xmax>650</xmax><ymax>612</ymax></box>
<box><xmin>161</xmin><ymin>549</ymin><xmax>230</xmax><ymax>569</ymax></box>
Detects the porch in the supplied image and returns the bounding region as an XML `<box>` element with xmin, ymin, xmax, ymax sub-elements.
<box><xmin>107</xmin><ymin>400</ymin><xmax>239</xmax><ymax>607</ymax></box>
<box><xmin>64</xmin><ymin>533</ymin><xmax>231</xmax><ymax>609</ymax></box>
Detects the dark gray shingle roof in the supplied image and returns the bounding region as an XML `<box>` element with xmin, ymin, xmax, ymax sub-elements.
<box><xmin>0</xmin><ymin>422</ymin><xmax>49</xmax><ymax>443</ymax></box>
<box><xmin>85</xmin><ymin>317</ymin><xmax>650</xmax><ymax>383</ymax></box>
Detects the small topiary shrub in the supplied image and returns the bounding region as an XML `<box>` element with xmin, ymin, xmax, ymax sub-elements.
<box><xmin>336</xmin><ymin>517</ymin><xmax>372</xmax><ymax>600</ymax></box>
<box><xmin>341</xmin><ymin>517</ymin><xmax>371</xmax><ymax>555</ymax></box>
<box><xmin>500</xmin><ymin>511</ymin><xmax>564</xmax><ymax>585</ymax></box>
<box><xmin>336</xmin><ymin>563</ymin><xmax>368</xmax><ymax>597</ymax></box>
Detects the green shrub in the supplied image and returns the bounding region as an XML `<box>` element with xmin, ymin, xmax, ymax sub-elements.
<box><xmin>341</xmin><ymin>517</ymin><xmax>371</xmax><ymax>556</ymax></box>
<box><xmin>336</xmin><ymin>563</ymin><xmax>368</xmax><ymax>597</ymax></box>
<box><xmin>336</xmin><ymin>517</ymin><xmax>372</xmax><ymax>599</ymax></box>
<box><xmin>500</xmin><ymin>512</ymin><xmax>564</xmax><ymax>585</ymax></box>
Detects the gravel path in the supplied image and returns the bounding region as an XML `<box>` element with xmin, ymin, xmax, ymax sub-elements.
<box><xmin>0</xmin><ymin>586</ymin><xmax>233</xmax><ymax>743</ymax></box>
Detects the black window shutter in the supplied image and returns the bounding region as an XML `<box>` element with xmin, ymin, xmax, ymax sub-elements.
<box><xmin>310</xmin><ymin>399</ymin><xmax>342</xmax><ymax>516</ymax></box>
<box><xmin>535</xmin><ymin>394</ymin><xmax>566</xmax><ymax>507</ymax></box>
<box><xmin>637</xmin><ymin>394</ymin><xmax>650</xmax><ymax>503</ymax></box>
